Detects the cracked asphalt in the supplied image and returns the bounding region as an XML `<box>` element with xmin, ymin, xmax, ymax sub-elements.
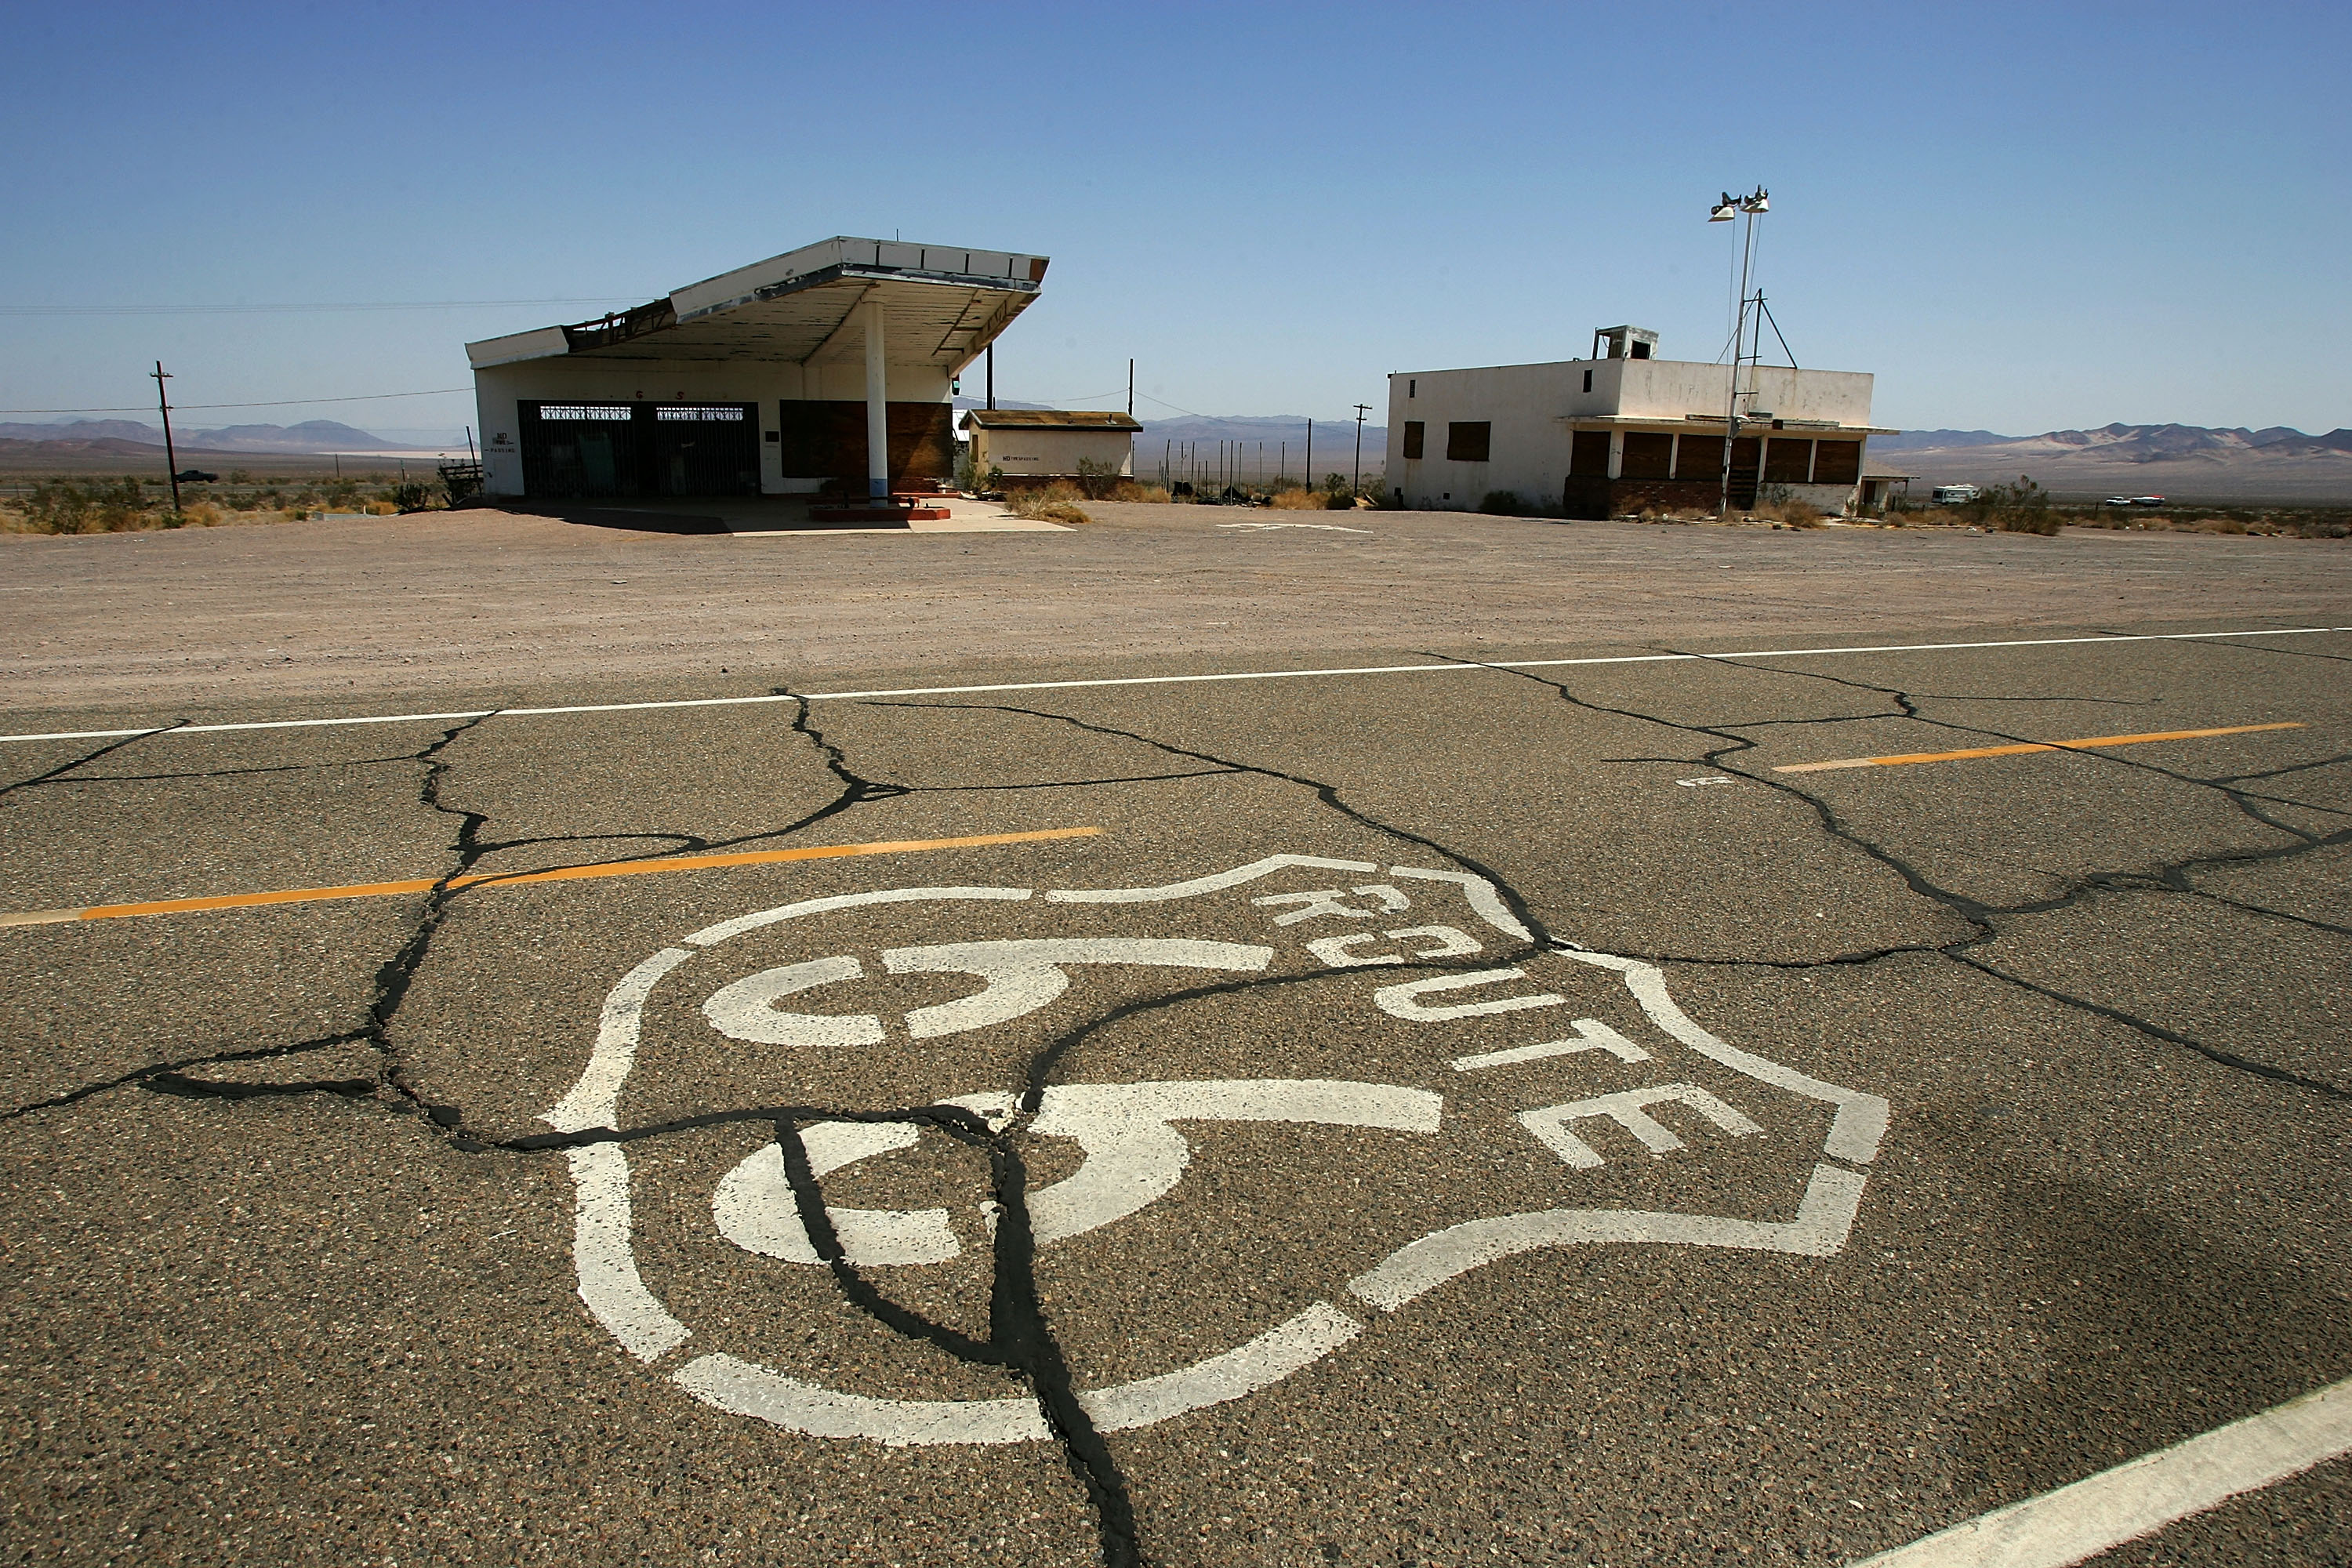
<box><xmin>2</xmin><ymin>510</ymin><xmax>2348</xmax><ymax>1566</ymax></box>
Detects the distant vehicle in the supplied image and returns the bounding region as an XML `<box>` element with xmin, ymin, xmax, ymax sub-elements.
<box><xmin>1931</xmin><ymin>484</ymin><xmax>1980</xmax><ymax>504</ymax></box>
<box><xmin>2128</xmin><ymin>495</ymin><xmax>2166</xmax><ymax>507</ymax></box>
<box><xmin>2103</xmin><ymin>495</ymin><xmax>2132</xmax><ymax>506</ymax></box>
<box><xmin>172</xmin><ymin>469</ymin><xmax>218</xmax><ymax>483</ymax></box>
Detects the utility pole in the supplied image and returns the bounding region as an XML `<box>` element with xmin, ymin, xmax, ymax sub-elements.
<box><xmin>1127</xmin><ymin>358</ymin><xmax>1134</xmax><ymax>417</ymax></box>
<box><xmin>150</xmin><ymin>361</ymin><xmax>180</xmax><ymax>513</ymax></box>
<box><xmin>986</xmin><ymin>343</ymin><xmax>995</xmax><ymax>411</ymax></box>
<box><xmin>1352</xmin><ymin>403</ymin><xmax>1370</xmax><ymax>495</ymax></box>
<box><xmin>1305</xmin><ymin>419</ymin><xmax>1313</xmax><ymax>488</ymax></box>
<box><xmin>1280</xmin><ymin>441</ymin><xmax>1287</xmax><ymax>486</ymax></box>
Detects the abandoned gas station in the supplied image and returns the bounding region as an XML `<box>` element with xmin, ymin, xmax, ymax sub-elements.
<box><xmin>465</xmin><ymin>238</ymin><xmax>1047</xmax><ymax>504</ymax></box>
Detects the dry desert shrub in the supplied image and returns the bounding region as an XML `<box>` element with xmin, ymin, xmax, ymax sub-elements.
<box><xmin>1006</xmin><ymin>481</ymin><xmax>1093</xmax><ymax>524</ymax></box>
<box><xmin>1110</xmin><ymin>481</ymin><xmax>1171</xmax><ymax>503</ymax></box>
<box><xmin>1757</xmin><ymin>496</ymin><xmax>1826</xmax><ymax>528</ymax></box>
<box><xmin>1268</xmin><ymin>488</ymin><xmax>1332</xmax><ymax>510</ymax></box>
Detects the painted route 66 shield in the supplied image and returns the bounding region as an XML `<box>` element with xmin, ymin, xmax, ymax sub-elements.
<box><xmin>545</xmin><ymin>852</ymin><xmax>1890</xmax><ymax>1445</ymax></box>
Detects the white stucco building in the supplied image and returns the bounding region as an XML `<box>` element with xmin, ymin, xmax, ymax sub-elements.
<box><xmin>465</xmin><ymin>238</ymin><xmax>1047</xmax><ymax>500</ymax></box>
<box><xmin>1385</xmin><ymin>325</ymin><xmax>1892</xmax><ymax>517</ymax></box>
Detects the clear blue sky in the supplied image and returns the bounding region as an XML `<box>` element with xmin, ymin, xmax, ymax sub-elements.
<box><xmin>3</xmin><ymin>1</ymin><xmax>2345</xmax><ymax>436</ymax></box>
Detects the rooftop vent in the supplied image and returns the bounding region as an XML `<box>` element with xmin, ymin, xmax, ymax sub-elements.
<box><xmin>1592</xmin><ymin>325</ymin><xmax>1659</xmax><ymax>361</ymax></box>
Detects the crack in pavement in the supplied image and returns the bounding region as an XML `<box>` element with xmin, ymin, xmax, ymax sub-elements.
<box><xmin>0</xmin><ymin>1027</ymin><xmax>372</xmax><ymax>1121</ymax></box>
<box><xmin>0</xmin><ymin>720</ymin><xmax>189</xmax><ymax>799</ymax></box>
<box><xmin>1438</xmin><ymin>648</ymin><xmax>2351</xmax><ymax>1098</ymax></box>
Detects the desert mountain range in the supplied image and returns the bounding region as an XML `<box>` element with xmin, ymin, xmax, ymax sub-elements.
<box><xmin>1873</xmin><ymin>423</ymin><xmax>2352</xmax><ymax>503</ymax></box>
<box><xmin>0</xmin><ymin>418</ymin><xmax>403</xmax><ymax>452</ymax></box>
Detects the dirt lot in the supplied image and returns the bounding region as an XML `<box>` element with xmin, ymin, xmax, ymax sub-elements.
<box><xmin>3</xmin><ymin>503</ymin><xmax>2347</xmax><ymax>720</ymax></box>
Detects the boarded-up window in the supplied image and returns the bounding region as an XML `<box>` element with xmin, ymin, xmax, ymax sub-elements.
<box><xmin>1762</xmin><ymin>438</ymin><xmax>1815</xmax><ymax>484</ymax></box>
<box><xmin>1446</xmin><ymin>421</ymin><xmax>1491</xmax><ymax>462</ymax></box>
<box><xmin>1621</xmin><ymin>432</ymin><xmax>1675</xmax><ymax>480</ymax></box>
<box><xmin>1402</xmin><ymin>420</ymin><xmax>1425</xmax><ymax>459</ymax></box>
<box><xmin>1570</xmin><ymin>430</ymin><xmax>1611</xmax><ymax>476</ymax></box>
<box><xmin>777</xmin><ymin>401</ymin><xmax>955</xmax><ymax>484</ymax></box>
<box><xmin>1812</xmin><ymin>440</ymin><xmax>1861</xmax><ymax>485</ymax></box>
<box><xmin>1672</xmin><ymin>432</ymin><xmax>1712</xmax><ymax>478</ymax></box>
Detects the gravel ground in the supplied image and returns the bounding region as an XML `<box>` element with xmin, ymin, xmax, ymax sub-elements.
<box><xmin>2</xmin><ymin>503</ymin><xmax>2345</xmax><ymax>715</ymax></box>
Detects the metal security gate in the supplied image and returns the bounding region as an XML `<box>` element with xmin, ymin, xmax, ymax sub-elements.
<box><xmin>518</xmin><ymin>402</ymin><xmax>759</xmax><ymax>499</ymax></box>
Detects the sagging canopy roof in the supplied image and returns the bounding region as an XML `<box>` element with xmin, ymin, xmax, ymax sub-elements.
<box><xmin>466</xmin><ymin>237</ymin><xmax>1048</xmax><ymax>373</ymax></box>
<box><xmin>960</xmin><ymin>409</ymin><xmax>1142</xmax><ymax>431</ymax></box>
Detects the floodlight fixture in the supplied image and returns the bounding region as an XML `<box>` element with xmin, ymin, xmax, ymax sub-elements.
<box><xmin>1743</xmin><ymin>187</ymin><xmax>1770</xmax><ymax>213</ymax></box>
<box><xmin>1709</xmin><ymin>193</ymin><xmax>1738</xmax><ymax>221</ymax></box>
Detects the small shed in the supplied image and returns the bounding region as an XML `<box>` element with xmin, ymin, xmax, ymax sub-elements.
<box><xmin>960</xmin><ymin>409</ymin><xmax>1139</xmax><ymax>488</ymax></box>
<box><xmin>1857</xmin><ymin>466</ymin><xmax>1914</xmax><ymax>516</ymax></box>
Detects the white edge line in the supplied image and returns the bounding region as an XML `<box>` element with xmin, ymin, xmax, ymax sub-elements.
<box><xmin>1850</xmin><ymin>1372</ymin><xmax>2352</xmax><ymax>1568</ymax></box>
<box><xmin>5</xmin><ymin>628</ymin><xmax>2343</xmax><ymax>744</ymax></box>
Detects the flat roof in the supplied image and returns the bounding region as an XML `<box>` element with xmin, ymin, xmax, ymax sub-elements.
<box><xmin>960</xmin><ymin>409</ymin><xmax>1141</xmax><ymax>431</ymax></box>
<box><xmin>466</xmin><ymin>237</ymin><xmax>1048</xmax><ymax>373</ymax></box>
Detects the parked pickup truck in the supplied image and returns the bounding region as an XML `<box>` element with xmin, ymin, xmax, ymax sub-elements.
<box><xmin>1931</xmin><ymin>484</ymin><xmax>1981</xmax><ymax>504</ymax></box>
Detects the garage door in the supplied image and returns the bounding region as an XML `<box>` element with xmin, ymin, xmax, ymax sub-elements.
<box><xmin>518</xmin><ymin>402</ymin><xmax>760</xmax><ymax>499</ymax></box>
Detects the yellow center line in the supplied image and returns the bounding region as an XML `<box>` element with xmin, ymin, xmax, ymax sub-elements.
<box><xmin>1774</xmin><ymin>722</ymin><xmax>2305</xmax><ymax>774</ymax></box>
<box><xmin>0</xmin><ymin>827</ymin><xmax>1104</xmax><ymax>928</ymax></box>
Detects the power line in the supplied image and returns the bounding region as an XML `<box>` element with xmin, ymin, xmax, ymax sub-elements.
<box><xmin>0</xmin><ymin>386</ymin><xmax>475</xmax><ymax>415</ymax></box>
<box><xmin>0</xmin><ymin>296</ymin><xmax>650</xmax><ymax>318</ymax></box>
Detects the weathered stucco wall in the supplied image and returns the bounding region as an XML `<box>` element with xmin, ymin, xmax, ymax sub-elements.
<box><xmin>971</xmin><ymin>426</ymin><xmax>1134</xmax><ymax>479</ymax></box>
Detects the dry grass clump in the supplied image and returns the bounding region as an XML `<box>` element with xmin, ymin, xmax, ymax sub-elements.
<box><xmin>1005</xmin><ymin>480</ymin><xmax>1094</xmax><ymax>524</ymax></box>
<box><xmin>1755</xmin><ymin>496</ymin><xmax>1825</xmax><ymax>528</ymax></box>
<box><xmin>1268</xmin><ymin>488</ymin><xmax>1333</xmax><ymax>510</ymax></box>
<box><xmin>1110</xmin><ymin>481</ymin><xmax>1171</xmax><ymax>503</ymax></box>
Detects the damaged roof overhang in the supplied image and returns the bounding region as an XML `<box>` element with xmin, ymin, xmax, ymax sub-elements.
<box><xmin>466</xmin><ymin>240</ymin><xmax>1048</xmax><ymax>374</ymax></box>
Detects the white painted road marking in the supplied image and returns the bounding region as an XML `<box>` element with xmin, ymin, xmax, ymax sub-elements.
<box><xmin>1851</xmin><ymin>1372</ymin><xmax>2352</xmax><ymax>1568</ymax></box>
<box><xmin>1451</xmin><ymin>1018</ymin><xmax>1650</xmax><ymax>1073</ymax></box>
<box><xmin>6</xmin><ymin>626</ymin><xmax>2343</xmax><ymax>744</ymax></box>
<box><xmin>1519</xmin><ymin>1082</ymin><xmax>1763</xmax><ymax>1170</ymax></box>
<box><xmin>1216</xmin><ymin>520</ymin><xmax>1374</xmax><ymax>534</ymax></box>
<box><xmin>547</xmin><ymin>852</ymin><xmax>1893</xmax><ymax>1445</ymax></box>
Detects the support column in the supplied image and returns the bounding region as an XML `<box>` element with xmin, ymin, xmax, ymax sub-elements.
<box><xmin>862</xmin><ymin>299</ymin><xmax>888</xmax><ymax>499</ymax></box>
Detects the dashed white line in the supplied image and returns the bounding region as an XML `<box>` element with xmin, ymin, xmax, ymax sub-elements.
<box><xmin>2</xmin><ymin>626</ymin><xmax>2343</xmax><ymax>745</ymax></box>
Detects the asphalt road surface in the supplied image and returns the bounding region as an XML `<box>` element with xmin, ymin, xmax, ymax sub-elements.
<box><xmin>2</xmin><ymin>510</ymin><xmax>2348</xmax><ymax>1566</ymax></box>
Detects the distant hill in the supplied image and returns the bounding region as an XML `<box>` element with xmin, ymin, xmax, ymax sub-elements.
<box><xmin>0</xmin><ymin>419</ymin><xmax>165</xmax><ymax>445</ymax></box>
<box><xmin>194</xmin><ymin>419</ymin><xmax>403</xmax><ymax>452</ymax></box>
<box><xmin>1878</xmin><ymin>423</ymin><xmax>2352</xmax><ymax>502</ymax></box>
<box><xmin>1871</xmin><ymin>429</ymin><xmax>2020</xmax><ymax>451</ymax></box>
<box><xmin>0</xmin><ymin>417</ymin><xmax>408</xmax><ymax>452</ymax></box>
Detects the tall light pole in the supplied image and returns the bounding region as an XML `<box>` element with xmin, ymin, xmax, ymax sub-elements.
<box><xmin>1709</xmin><ymin>186</ymin><xmax>1769</xmax><ymax>518</ymax></box>
<box><xmin>1352</xmin><ymin>403</ymin><xmax>1370</xmax><ymax>496</ymax></box>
